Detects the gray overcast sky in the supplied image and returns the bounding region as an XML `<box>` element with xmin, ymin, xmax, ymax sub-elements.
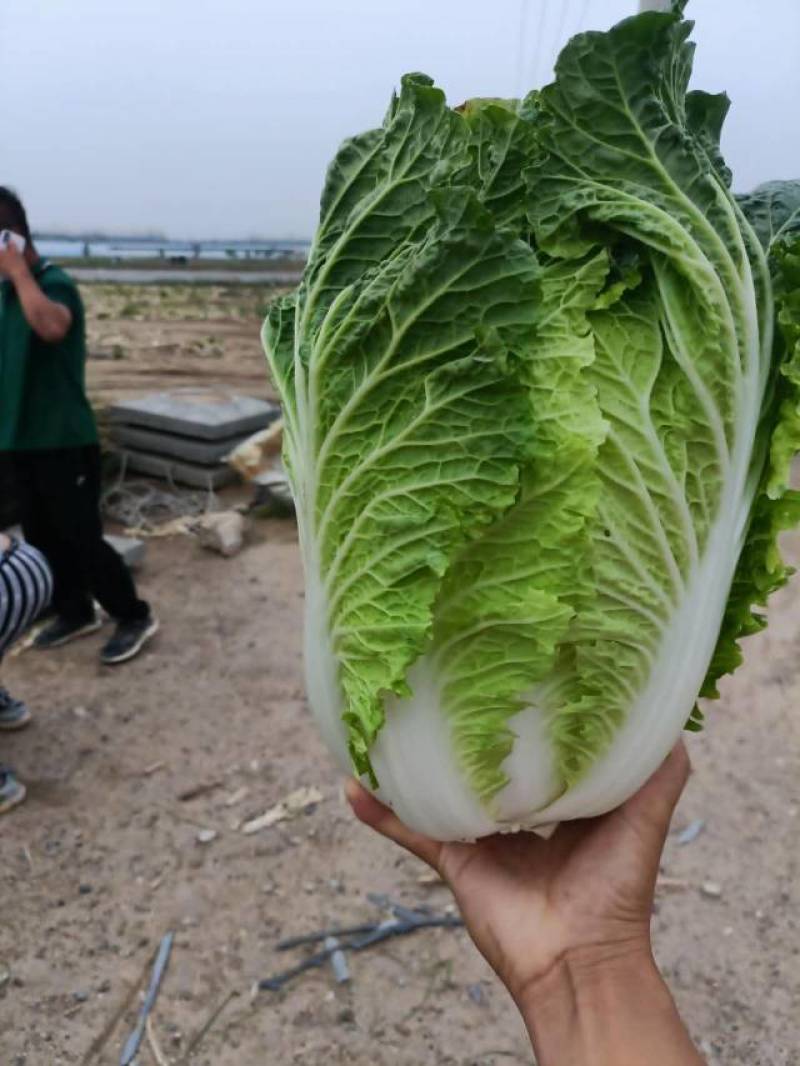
<box><xmin>2</xmin><ymin>0</ymin><xmax>798</xmax><ymax>239</ymax></box>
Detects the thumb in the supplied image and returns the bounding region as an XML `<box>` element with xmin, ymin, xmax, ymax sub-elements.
<box><xmin>621</xmin><ymin>740</ymin><xmax>692</xmax><ymax>846</ymax></box>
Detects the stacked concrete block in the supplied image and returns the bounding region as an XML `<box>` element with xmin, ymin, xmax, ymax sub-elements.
<box><xmin>109</xmin><ymin>389</ymin><xmax>280</xmax><ymax>489</ymax></box>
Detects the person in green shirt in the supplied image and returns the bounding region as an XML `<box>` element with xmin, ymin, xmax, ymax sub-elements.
<box><xmin>0</xmin><ymin>187</ymin><xmax>158</xmax><ymax>666</ymax></box>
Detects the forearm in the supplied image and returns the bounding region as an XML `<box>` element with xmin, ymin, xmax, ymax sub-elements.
<box><xmin>11</xmin><ymin>271</ymin><xmax>70</xmax><ymax>342</ymax></box>
<box><xmin>517</xmin><ymin>945</ymin><xmax>705</xmax><ymax>1066</ymax></box>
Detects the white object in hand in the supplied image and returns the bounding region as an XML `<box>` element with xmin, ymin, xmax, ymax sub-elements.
<box><xmin>0</xmin><ymin>230</ymin><xmax>25</xmax><ymax>253</ymax></box>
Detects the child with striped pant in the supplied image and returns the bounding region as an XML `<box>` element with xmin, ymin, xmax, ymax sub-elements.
<box><xmin>0</xmin><ymin>531</ymin><xmax>52</xmax><ymax>813</ymax></box>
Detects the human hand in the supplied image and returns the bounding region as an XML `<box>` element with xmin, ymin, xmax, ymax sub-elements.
<box><xmin>346</xmin><ymin>741</ymin><xmax>690</xmax><ymax>1008</ymax></box>
<box><xmin>0</xmin><ymin>240</ymin><xmax>29</xmax><ymax>283</ymax></box>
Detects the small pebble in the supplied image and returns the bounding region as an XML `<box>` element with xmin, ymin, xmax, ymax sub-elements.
<box><xmin>676</xmin><ymin>819</ymin><xmax>705</xmax><ymax>845</ymax></box>
<box><xmin>467</xmin><ymin>982</ymin><xmax>487</xmax><ymax>1006</ymax></box>
<box><xmin>73</xmin><ymin>991</ymin><xmax>89</xmax><ymax>1003</ymax></box>
<box><xmin>78</xmin><ymin>884</ymin><xmax>93</xmax><ymax>895</ymax></box>
<box><xmin>701</xmin><ymin>881</ymin><xmax>723</xmax><ymax>899</ymax></box>
<box><xmin>196</xmin><ymin>829</ymin><xmax>217</xmax><ymax>845</ymax></box>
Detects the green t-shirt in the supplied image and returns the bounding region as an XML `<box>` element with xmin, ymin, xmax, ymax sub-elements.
<box><xmin>0</xmin><ymin>259</ymin><xmax>98</xmax><ymax>451</ymax></box>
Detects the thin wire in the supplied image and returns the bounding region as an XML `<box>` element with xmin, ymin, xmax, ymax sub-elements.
<box><xmin>548</xmin><ymin>0</ymin><xmax>573</xmax><ymax>80</ymax></box>
<box><xmin>528</xmin><ymin>0</ymin><xmax>549</xmax><ymax>93</ymax></box>
<box><xmin>554</xmin><ymin>0</ymin><xmax>591</xmax><ymax>81</ymax></box>
<box><xmin>570</xmin><ymin>0</ymin><xmax>591</xmax><ymax>41</ymax></box>
<box><xmin>514</xmin><ymin>0</ymin><xmax>532</xmax><ymax>100</ymax></box>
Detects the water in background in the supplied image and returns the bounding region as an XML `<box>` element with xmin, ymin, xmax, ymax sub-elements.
<box><xmin>35</xmin><ymin>236</ymin><xmax>309</xmax><ymax>262</ymax></box>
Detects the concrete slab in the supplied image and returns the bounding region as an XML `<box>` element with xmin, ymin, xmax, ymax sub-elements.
<box><xmin>118</xmin><ymin>449</ymin><xmax>237</xmax><ymax>489</ymax></box>
<box><xmin>111</xmin><ymin>424</ymin><xmax>248</xmax><ymax>466</ymax></box>
<box><xmin>110</xmin><ymin>389</ymin><xmax>279</xmax><ymax>441</ymax></box>
<box><xmin>105</xmin><ymin>534</ymin><xmax>147</xmax><ymax>570</ymax></box>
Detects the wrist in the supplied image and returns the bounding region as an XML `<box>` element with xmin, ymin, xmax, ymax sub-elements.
<box><xmin>516</xmin><ymin>941</ymin><xmax>703</xmax><ymax>1066</ymax></box>
<box><xmin>8</xmin><ymin>258</ymin><xmax>31</xmax><ymax>286</ymax></box>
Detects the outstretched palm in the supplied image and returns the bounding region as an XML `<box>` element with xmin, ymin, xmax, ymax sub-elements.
<box><xmin>347</xmin><ymin>743</ymin><xmax>689</xmax><ymax>1003</ymax></box>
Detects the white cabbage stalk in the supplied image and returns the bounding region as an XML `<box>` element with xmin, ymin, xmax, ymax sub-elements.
<box><xmin>264</xmin><ymin>7</ymin><xmax>800</xmax><ymax>840</ymax></box>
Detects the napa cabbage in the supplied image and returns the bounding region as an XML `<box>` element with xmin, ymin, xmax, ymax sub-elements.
<box><xmin>263</xmin><ymin>3</ymin><xmax>800</xmax><ymax>839</ymax></box>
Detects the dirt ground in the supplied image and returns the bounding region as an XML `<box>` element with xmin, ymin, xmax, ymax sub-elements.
<box><xmin>0</xmin><ymin>284</ymin><xmax>798</xmax><ymax>1065</ymax></box>
<box><xmin>82</xmin><ymin>284</ymin><xmax>286</xmax><ymax>414</ymax></box>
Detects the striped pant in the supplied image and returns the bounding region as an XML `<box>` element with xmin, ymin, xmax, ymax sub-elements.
<box><xmin>0</xmin><ymin>539</ymin><xmax>53</xmax><ymax>659</ymax></box>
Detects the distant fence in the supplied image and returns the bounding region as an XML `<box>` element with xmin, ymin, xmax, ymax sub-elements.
<box><xmin>68</xmin><ymin>267</ymin><xmax>303</xmax><ymax>286</ymax></box>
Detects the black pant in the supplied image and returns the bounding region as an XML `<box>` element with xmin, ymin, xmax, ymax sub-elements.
<box><xmin>10</xmin><ymin>445</ymin><xmax>149</xmax><ymax>625</ymax></box>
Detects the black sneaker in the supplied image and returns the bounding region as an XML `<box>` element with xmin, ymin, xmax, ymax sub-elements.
<box><xmin>0</xmin><ymin>688</ymin><xmax>32</xmax><ymax>731</ymax></box>
<box><xmin>34</xmin><ymin>614</ymin><xmax>102</xmax><ymax>650</ymax></box>
<box><xmin>0</xmin><ymin>766</ymin><xmax>26</xmax><ymax>815</ymax></box>
<box><xmin>100</xmin><ymin>615</ymin><xmax>159</xmax><ymax>665</ymax></box>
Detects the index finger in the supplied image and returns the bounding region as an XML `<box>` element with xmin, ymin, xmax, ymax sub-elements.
<box><xmin>621</xmin><ymin>740</ymin><xmax>692</xmax><ymax>836</ymax></box>
<box><xmin>345</xmin><ymin>778</ymin><xmax>444</xmax><ymax>871</ymax></box>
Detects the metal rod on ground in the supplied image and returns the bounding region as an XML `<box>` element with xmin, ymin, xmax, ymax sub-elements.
<box><xmin>366</xmin><ymin>893</ymin><xmax>436</xmax><ymax>922</ymax></box>
<box><xmin>277</xmin><ymin>898</ymin><xmax>436</xmax><ymax>951</ymax></box>
<box><xmin>80</xmin><ymin>952</ymin><xmax>153</xmax><ymax>1066</ymax></box>
<box><xmin>119</xmin><ymin>932</ymin><xmax>174</xmax><ymax>1066</ymax></box>
<box><xmin>259</xmin><ymin>914</ymin><xmax>464</xmax><ymax>992</ymax></box>
<box><xmin>277</xmin><ymin>922</ymin><xmax>381</xmax><ymax>951</ymax></box>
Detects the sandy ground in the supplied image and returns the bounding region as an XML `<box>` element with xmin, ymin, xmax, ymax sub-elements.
<box><xmin>0</xmin><ymin>283</ymin><xmax>798</xmax><ymax>1065</ymax></box>
<box><xmin>82</xmin><ymin>284</ymin><xmax>286</xmax><ymax>415</ymax></box>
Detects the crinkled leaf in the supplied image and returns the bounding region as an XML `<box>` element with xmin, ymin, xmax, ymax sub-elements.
<box><xmin>736</xmin><ymin>180</ymin><xmax>800</xmax><ymax>253</ymax></box>
<box><xmin>265</xmin><ymin>78</ymin><xmax>544</xmax><ymax>781</ymax></box>
<box><xmin>431</xmin><ymin>252</ymin><xmax>609</xmax><ymax>801</ymax></box>
<box><xmin>525</xmin><ymin>4</ymin><xmax>774</xmax><ymax>775</ymax></box>
<box><xmin>456</xmin><ymin>97</ymin><xmax>540</xmax><ymax>232</ymax></box>
<box><xmin>701</xmin><ymin>234</ymin><xmax>800</xmax><ymax>698</ymax></box>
